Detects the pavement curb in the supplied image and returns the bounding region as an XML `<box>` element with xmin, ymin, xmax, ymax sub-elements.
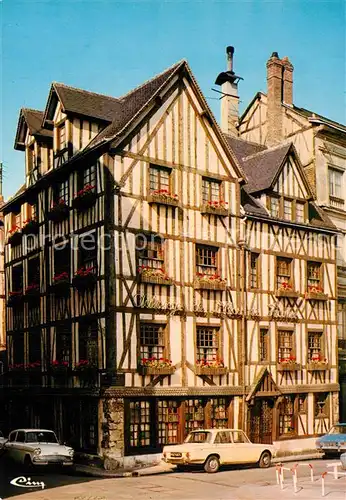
<box><xmin>73</xmin><ymin>453</ymin><xmax>324</xmax><ymax>478</ymax></box>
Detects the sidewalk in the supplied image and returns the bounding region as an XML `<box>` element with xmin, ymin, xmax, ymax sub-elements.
<box><xmin>73</xmin><ymin>452</ymin><xmax>324</xmax><ymax>478</ymax></box>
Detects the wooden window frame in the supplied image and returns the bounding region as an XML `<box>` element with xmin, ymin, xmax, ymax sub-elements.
<box><xmin>137</xmin><ymin>235</ymin><xmax>165</xmax><ymax>271</ymax></box>
<box><xmin>328</xmin><ymin>167</ymin><xmax>343</xmax><ymax>200</ymax></box>
<box><xmin>78</xmin><ymin>231</ymin><xmax>97</xmax><ymax>273</ymax></box>
<box><xmin>195</xmin><ymin>325</ymin><xmax>221</xmax><ymax>363</ymax></box>
<box><xmin>28</xmin><ymin>328</ymin><xmax>41</xmax><ymax>365</ymax></box>
<box><xmin>283</xmin><ymin>197</ymin><xmax>293</xmax><ymax>221</ymax></box>
<box><xmin>78</xmin><ymin>319</ymin><xmax>99</xmax><ymax>366</ymax></box>
<box><xmin>54</xmin><ymin>179</ymin><xmax>69</xmax><ymax>205</ymax></box>
<box><xmin>278</xmin><ymin>395</ymin><xmax>296</xmax><ymax>437</ymax></box>
<box><xmin>249</xmin><ymin>252</ymin><xmax>260</xmax><ymax>289</ymax></box>
<box><xmin>275</xmin><ymin>256</ymin><xmax>293</xmax><ymax>290</ymax></box>
<box><xmin>78</xmin><ymin>164</ymin><xmax>97</xmax><ymax>191</ymax></box>
<box><xmin>27</xmin><ymin>255</ymin><xmax>40</xmax><ymax>286</ymax></box>
<box><xmin>259</xmin><ymin>327</ymin><xmax>269</xmax><ymax>363</ymax></box>
<box><xmin>12</xmin><ymin>263</ymin><xmax>23</xmax><ymax>293</ymax></box>
<box><xmin>295</xmin><ymin>200</ymin><xmax>306</xmax><ymax>223</ymax></box>
<box><xmin>268</xmin><ymin>195</ymin><xmax>280</xmax><ymax>218</ymax></box>
<box><xmin>149</xmin><ymin>164</ymin><xmax>172</xmax><ymax>193</ymax></box>
<box><xmin>307</xmin><ymin>260</ymin><xmax>324</xmax><ymax>291</ymax></box>
<box><xmin>201</xmin><ymin>177</ymin><xmax>222</xmax><ymax>204</ymax></box>
<box><xmin>138</xmin><ymin>321</ymin><xmax>168</xmax><ymax>361</ymax></box>
<box><xmin>56</xmin><ymin>323</ymin><xmax>72</xmax><ymax>365</ymax></box>
<box><xmin>57</xmin><ymin>121</ymin><xmax>67</xmax><ymax>152</ymax></box>
<box><xmin>195</xmin><ymin>244</ymin><xmax>220</xmax><ymax>277</ymax></box>
<box><xmin>307</xmin><ymin>331</ymin><xmax>325</xmax><ymax>363</ymax></box>
<box><xmin>277</xmin><ymin>328</ymin><xmax>296</xmax><ymax>363</ymax></box>
<box><xmin>53</xmin><ymin>242</ymin><xmax>70</xmax><ymax>278</ymax></box>
<box><xmin>314</xmin><ymin>393</ymin><xmax>329</xmax><ymax>419</ymax></box>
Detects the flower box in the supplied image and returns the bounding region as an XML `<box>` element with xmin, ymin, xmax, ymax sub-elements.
<box><xmin>194</xmin><ymin>279</ymin><xmax>226</xmax><ymax>291</ymax></box>
<box><xmin>51</xmin><ymin>272</ymin><xmax>70</xmax><ymax>296</ymax></box>
<box><xmin>138</xmin><ymin>366</ymin><xmax>175</xmax><ymax>376</ymax></box>
<box><xmin>200</xmin><ymin>203</ymin><xmax>229</xmax><ymax>217</ymax></box>
<box><xmin>8</xmin><ymin>230</ymin><xmax>22</xmax><ymax>246</ymax></box>
<box><xmin>275</xmin><ymin>289</ymin><xmax>300</xmax><ymax>298</ymax></box>
<box><xmin>75</xmin><ymin>361</ymin><xmax>98</xmax><ymax>386</ymax></box>
<box><xmin>307</xmin><ymin>362</ymin><xmax>329</xmax><ymax>371</ymax></box>
<box><xmin>195</xmin><ymin>366</ymin><xmax>227</xmax><ymax>376</ymax></box>
<box><xmin>305</xmin><ymin>291</ymin><xmax>328</xmax><ymax>301</ymax></box>
<box><xmin>277</xmin><ymin>362</ymin><xmax>301</xmax><ymax>372</ymax></box>
<box><xmin>147</xmin><ymin>191</ymin><xmax>179</xmax><ymax>207</ymax></box>
<box><xmin>50</xmin><ymin>360</ymin><xmax>70</xmax><ymax>375</ymax></box>
<box><xmin>26</xmin><ymin>361</ymin><xmax>41</xmax><ymax>371</ymax></box>
<box><xmin>72</xmin><ymin>268</ymin><xmax>97</xmax><ymax>291</ymax></box>
<box><xmin>7</xmin><ymin>292</ymin><xmax>24</xmax><ymax>307</ymax></box>
<box><xmin>24</xmin><ymin>284</ymin><xmax>40</xmax><ymax>300</ymax></box>
<box><xmin>48</xmin><ymin>202</ymin><xmax>69</xmax><ymax>222</ymax></box>
<box><xmin>140</xmin><ymin>274</ymin><xmax>172</xmax><ymax>285</ymax></box>
<box><xmin>22</xmin><ymin>219</ymin><xmax>39</xmax><ymax>235</ymax></box>
<box><xmin>72</xmin><ymin>186</ymin><xmax>97</xmax><ymax>212</ymax></box>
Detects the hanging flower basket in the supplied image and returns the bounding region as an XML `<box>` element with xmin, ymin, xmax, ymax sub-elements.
<box><xmin>138</xmin><ymin>266</ymin><xmax>172</xmax><ymax>285</ymax></box>
<box><xmin>8</xmin><ymin>226</ymin><xmax>22</xmax><ymax>246</ymax></box>
<box><xmin>195</xmin><ymin>360</ymin><xmax>227</xmax><ymax>376</ymax></box>
<box><xmin>51</xmin><ymin>272</ymin><xmax>70</xmax><ymax>295</ymax></box>
<box><xmin>72</xmin><ymin>267</ymin><xmax>97</xmax><ymax>291</ymax></box>
<box><xmin>7</xmin><ymin>291</ymin><xmax>24</xmax><ymax>307</ymax></box>
<box><xmin>72</xmin><ymin>185</ymin><xmax>97</xmax><ymax>211</ymax></box>
<box><xmin>147</xmin><ymin>190</ymin><xmax>179</xmax><ymax>207</ymax></box>
<box><xmin>200</xmin><ymin>201</ymin><xmax>229</xmax><ymax>216</ymax></box>
<box><xmin>138</xmin><ymin>358</ymin><xmax>175</xmax><ymax>375</ymax></box>
<box><xmin>194</xmin><ymin>273</ymin><xmax>226</xmax><ymax>290</ymax></box>
<box><xmin>24</xmin><ymin>283</ymin><xmax>40</xmax><ymax>300</ymax></box>
<box><xmin>22</xmin><ymin>219</ymin><xmax>39</xmax><ymax>235</ymax></box>
<box><xmin>48</xmin><ymin>200</ymin><xmax>69</xmax><ymax>222</ymax></box>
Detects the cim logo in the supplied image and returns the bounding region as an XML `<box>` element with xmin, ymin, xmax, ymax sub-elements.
<box><xmin>10</xmin><ymin>476</ymin><xmax>45</xmax><ymax>489</ymax></box>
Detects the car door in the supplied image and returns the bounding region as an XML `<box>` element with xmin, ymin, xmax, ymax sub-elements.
<box><xmin>5</xmin><ymin>431</ymin><xmax>17</xmax><ymax>461</ymax></box>
<box><xmin>230</xmin><ymin>430</ymin><xmax>256</xmax><ymax>463</ymax></box>
<box><xmin>213</xmin><ymin>431</ymin><xmax>235</xmax><ymax>464</ymax></box>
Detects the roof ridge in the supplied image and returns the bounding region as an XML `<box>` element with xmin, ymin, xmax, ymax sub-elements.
<box><xmin>224</xmin><ymin>133</ymin><xmax>267</xmax><ymax>150</ymax></box>
<box><xmin>119</xmin><ymin>59</ymin><xmax>186</xmax><ymax>100</ymax></box>
<box><xmin>22</xmin><ymin>108</ymin><xmax>44</xmax><ymax>114</ymax></box>
<box><xmin>243</xmin><ymin>141</ymin><xmax>291</xmax><ymax>161</ymax></box>
<box><xmin>52</xmin><ymin>82</ymin><xmax>120</xmax><ymax>102</ymax></box>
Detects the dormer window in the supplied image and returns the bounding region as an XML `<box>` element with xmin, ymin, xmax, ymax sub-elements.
<box><xmin>28</xmin><ymin>145</ymin><xmax>36</xmax><ymax>172</ymax></box>
<box><xmin>269</xmin><ymin>196</ymin><xmax>279</xmax><ymax>218</ymax></box>
<box><xmin>295</xmin><ymin>202</ymin><xmax>305</xmax><ymax>223</ymax></box>
<box><xmin>283</xmin><ymin>199</ymin><xmax>292</xmax><ymax>221</ymax></box>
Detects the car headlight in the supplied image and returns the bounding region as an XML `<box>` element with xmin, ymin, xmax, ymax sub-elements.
<box><xmin>316</xmin><ymin>440</ymin><xmax>321</xmax><ymax>447</ymax></box>
<box><xmin>68</xmin><ymin>448</ymin><xmax>74</xmax><ymax>457</ymax></box>
<box><xmin>33</xmin><ymin>448</ymin><xmax>41</xmax><ymax>456</ymax></box>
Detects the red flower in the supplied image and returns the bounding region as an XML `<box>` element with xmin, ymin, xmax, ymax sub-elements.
<box><xmin>53</xmin><ymin>272</ymin><xmax>69</xmax><ymax>282</ymax></box>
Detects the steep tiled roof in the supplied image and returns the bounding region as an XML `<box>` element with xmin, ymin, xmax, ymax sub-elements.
<box><xmin>241</xmin><ymin>143</ymin><xmax>292</xmax><ymax>194</ymax></box>
<box><xmin>309</xmin><ymin>202</ymin><xmax>337</xmax><ymax>230</ymax></box>
<box><xmin>224</xmin><ymin>134</ymin><xmax>266</xmax><ymax>166</ymax></box>
<box><xmin>53</xmin><ymin>83</ymin><xmax>122</xmax><ymax>122</ymax></box>
<box><xmin>22</xmin><ymin>109</ymin><xmax>53</xmax><ymax>138</ymax></box>
<box><xmin>241</xmin><ymin>189</ymin><xmax>268</xmax><ymax>216</ymax></box>
<box><xmin>292</xmin><ymin>105</ymin><xmax>346</xmax><ymax>133</ymax></box>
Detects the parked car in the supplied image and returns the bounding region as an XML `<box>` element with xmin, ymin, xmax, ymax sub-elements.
<box><xmin>163</xmin><ymin>429</ymin><xmax>276</xmax><ymax>473</ymax></box>
<box><xmin>0</xmin><ymin>431</ymin><xmax>7</xmax><ymax>449</ymax></box>
<box><xmin>5</xmin><ymin>429</ymin><xmax>74</xmax><ymax>467</ymax></box>
<box><xmin>341</xmin><ymin>452</ymin><xmax>346</xmax><ymax>470</ymax></box>
<box><xmin>316</xmin><ymin>423</ymin><xmax>346</xmax><ymax>457</ymax></box>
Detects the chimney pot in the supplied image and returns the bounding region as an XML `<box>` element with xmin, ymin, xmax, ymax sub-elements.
<box><xmin>271</xmin><ymin>51</ymin><xmax>279</xmax><ymax>58</ymax></box>
<box><xmin>227</xmin><ymin>46</ymin><xmax>235</xmax><ymax>55</ymax></box>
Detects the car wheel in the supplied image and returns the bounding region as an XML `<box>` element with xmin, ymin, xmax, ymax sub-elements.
<box><xmin>24</xmin><ymin>455</ymin><xmax>33</xmax><ymax>470</ymax></box>
<box><xmin>175</xmin><ymin>465</ymin><xmax>187</xmax><ymax>472</ymax></box>
<box><xmin>204</xmin><ymin>455</ymin><xmax>220</xmax><ymax>473</ymax></box>
<box><xmin>258</xmin><ymin>451</ymin><xmax>271</xmax><ymax>468</ymax></box>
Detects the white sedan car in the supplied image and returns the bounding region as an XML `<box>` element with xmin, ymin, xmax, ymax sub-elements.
<box><xmin>163</xmin><ymin>429</ymin><xmax>277</xmax><ymax>473</ymax></box>
<box><xmin>5</xmin><ymin>429</ymin><xmax>74</xmax><ymax>467</ymax></box>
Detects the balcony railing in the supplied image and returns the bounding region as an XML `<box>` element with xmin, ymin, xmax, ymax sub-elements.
<box><xmin>329</xmin><ymin>196</ymin><xmax>345</xmax><ymax>210</ymax></box>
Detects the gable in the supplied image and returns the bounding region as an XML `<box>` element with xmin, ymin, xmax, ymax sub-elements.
<box><xmin>272</xmin><ymin>155</ymin><xmax>310</xmax><ymax>200</ymax></box>
<box><xmin>246</xmin><ymin>367</ymin><xmax>281</xmax><ymax>401</ymax></box>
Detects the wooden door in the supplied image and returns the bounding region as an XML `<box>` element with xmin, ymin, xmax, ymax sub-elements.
<box><xmin>248</xmin><ymin>398</ymin><xmax>274</xmax><ymax>444</ymax></box>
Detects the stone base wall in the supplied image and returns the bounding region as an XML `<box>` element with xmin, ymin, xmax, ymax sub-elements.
<box><xmin>101</xmin><ymin>396</ymin><xmax>125</xmax><ymax>466</ymax></box>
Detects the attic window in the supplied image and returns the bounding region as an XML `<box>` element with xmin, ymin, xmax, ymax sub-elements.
<box><xmin>57</xmin><ymin>122</ymin><xmax>66</xmax><ymax>151</ymax></box>
<box><xmin>269</xmin><ymin>196</ymin><xmax>279</xmax><ymax>218</ymax></box>
<box><xmin>283</xmin><ymin>199</ymin><xmax>293</xmax><ymax>221</ymax></box>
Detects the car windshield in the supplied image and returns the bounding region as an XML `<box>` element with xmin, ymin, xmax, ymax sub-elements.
<box><xmin>328</xmin><ymin>425</ymin><xmax>346</xmax><ymax>435</ymax></box>
<box><xmin>0</xmin><ymin>431</ymin><xmax>3</xmax><ymax>438</ymax></box>
<box><xmin>185</xmin><ymin>432</ymin><xmax>212</xmax><ymax>444</ymax></box>
<box><xmin>25</xmin><ymin>431</ymin><xmax>58</xmax><ymax>444</ymax></box>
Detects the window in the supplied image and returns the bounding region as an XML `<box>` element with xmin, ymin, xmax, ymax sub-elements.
<box><xmin>295</xmin><ymin>202</ymin><xmax>305</xmax><ymax>223</ymax></box>
<box><xmin>278</xmin><ymin>330</ymin><xmax>294</xmax><ymax>363</ymax></box>
<box><xmin>196</xmin><ymin>326</ymin><xmax>219</xmax><ymax>363</ymax></box>
<box><xmin>15</xmin><ymin>213</ymin><xmax>21</xmax><ymax>228</ymax></box>
<box><xmin>80</xmin><ymin>165</ymin><xmax>96</xmax><ymax>189</ymax></box>
<box><xmin>269</xmin><ymin>196</ymin><xmax>280</xmax><ymax>218</ymax></box>
<box><xmin>276</xmin><ymin>257</ymin><xmax>292</xmax><ymax>289</ymax></box>
<box><xmin>308</xmin><ymin>332</ymin><xmax>323</xmax><ymax>362</ymax></box>
<box><xmin>196</xmin><ymin>245</ymin><xmax>218</xmax><ymax>277</ymax></box>
<box><xmin>54</xmin><ymin>243</ymin><xmax>70</xmax><ymax>278</ymax></box>
<box><xmin>78</xmin><ymin>232</ymin><xmax>97</xmax><ymax>272</ymax></box>
<box><xmin>279</xmin><ymin>396</ymin><xmax>295</xmax><ymax>435</ymax></box>
<box><xmin>56</xmin><ymin>324</ymin><xmax>71</xmax><ymax>364</ymax></box>
<box><xmin>137</xmin><ymin>236</ymin><xmax>164</xmax><ymax>271</ymax></box>
<box><xmin>149</xmin><ymin>165</ymin><xmax>171</xmax><ymax>192</ymax></box>
<box><xmin>28</xmin><ymin>256</ymin><xmax>40</xmax><ymax>286</ymax></box>
<box><xmin>315</xmin><ymin>393</ymin><xmax>329</xmax><ymax>418</ymax></box>
<box><xmin>185</xmin><ymin>399</ymin><xmax>205</xmax><ymax>434</ymax></box>
<box><xmin>214</xmin><ymin>431</ymin><xmax>232</xmax><ymax>444</ymax></box>
<box><xmin>298</xmin><ymin>395</ymin><xmax>307</xmax><ymax>414</ymax></box>
<box><xmin>250</xmin><ymin>253</ymin><xmax>259</xmax><ymax>288</ymax></box>
<box><xmin>28</xmin><ymin>145</ymin><xmax>35</xmax><ymax>172</ymax></box>
<box><xmin>307</xmin><ymin>261</ymin><xmax>322</xmax><ymax>290</ymax></box>
<box><xmin>54</xmin><ymin>180</ymin><xmax>69</xmax><ymax>205</ymax></box>
<box><xmin>28</xmin><ymin>330</ymin><xmax>41</xmax><ymax>364</ymax></box>
<box><xmin>16</xmin><ymin>431</ymin><xmax>25</xmax><ymax>443</ymax></box>
<box><xmin>12</xmin><ymin>333</ymin><xmax>24</xmax><ymax>365</ymax></box>
<box><xmin>202</xmin><ymin>178</ymin><xmax>221</xmax><ymax>203</ymax></box>
<box><xmin>259</xmin><ymin>328</ymin><xmax>269</xmax><ymax>362</ymax></box>
<box><xmin>210</xmin><ymin>398</ymin><xmax>229</xmax><ymax>428</ymax></box>
<box><xmin>283</xmin><ymin>199</ymin><xmax>293</xmax><ymax>220</ymax></box>
<box><xmin>157</xmin><ymin>400</ymin><xmax>179</xmax><ymax>445</ymax></box>
<box><xmin>28</xmin><ymin>202</ymin><xmax>38</xmax><ymax>222</ymax></box>
<box><xmin>139</xmin><ymin>323</ymin><xmax>165</xmax><ymax>359</ymax></box>
<box><xmin>57</xmin><ymin>123</ymin><xmax>66</xmax><ymax>151</ymax></box>
<box><xmin>128</xmin><ymin>400</ymin><xmax>151</xmax><ymax>448</ymax></box>
<box><xmin>12</xmin><ymin>264</ymin><xmax>23</xmax><ymax>292</ymax></box>
<box><xmin>329</xmin><ymin>168</ymin><xmax>343</xmax><ymax>199</ymax></box>
<box><xmin>79</xmin><ymin>320</ymin><xmax>98</xmax><ymax>365</ymax></box>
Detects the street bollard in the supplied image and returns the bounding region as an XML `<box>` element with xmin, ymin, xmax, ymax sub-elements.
<box><xmin>321</xmin><ymin>471</ymin><xmax>327</xmax><ymax>497</ymax></box>
<box><xmin>308</xmin><ymin>463</ymin><xmax>314</xmax><ymax>483</ymax></box>
<box><xmin>275</xmin><ymin>463</ymin><xmax>282</xmax><ymax>485</ymax></box>
<box><xmin>291</xmin><ymin>467</ymin><xmax>298</xmax><ymax>494</ymax></box>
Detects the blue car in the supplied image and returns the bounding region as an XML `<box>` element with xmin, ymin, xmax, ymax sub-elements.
<box><xmin>316</xmin><ymin>423</ymin><xmax>346</xmax><ymax>457</ymax></box>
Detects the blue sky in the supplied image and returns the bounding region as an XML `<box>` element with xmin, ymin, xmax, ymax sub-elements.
<box><xmin>1</xmin><ymin>0</ymin><xmax>345</xmax><ymax>199</ymax></box>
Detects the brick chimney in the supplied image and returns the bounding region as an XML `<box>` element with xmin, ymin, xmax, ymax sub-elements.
<box><xmin>215</xmin><ymin>46</ymin><xmax>243</xmax><ymax>136</ymax></box>
<box><xmin>266</xmin><ymin>51</ymin><xmax>284</xmax><ymax>146</ymax></box>
<box><xmin>282</xmin><ymin>56</ymin><xmax>294</xmax><ymax>106</ymax></box>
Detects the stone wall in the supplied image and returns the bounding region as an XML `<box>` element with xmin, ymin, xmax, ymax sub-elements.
<box><xmin>101</xmin><ymin>396</ymin><xmax>125</xmax><ymax>467</ymax></box>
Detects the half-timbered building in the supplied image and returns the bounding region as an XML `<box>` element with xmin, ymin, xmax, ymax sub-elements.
<box><xmin>3</xmin><ymin>54</ymin><xmax>339</xmax><ymax>463</ymax></box>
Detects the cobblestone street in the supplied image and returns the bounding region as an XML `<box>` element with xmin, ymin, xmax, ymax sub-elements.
<box><xmin>1</xmin><ymin>460</ymin><xmax>345</xmax><ymax>500</ymax></box>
